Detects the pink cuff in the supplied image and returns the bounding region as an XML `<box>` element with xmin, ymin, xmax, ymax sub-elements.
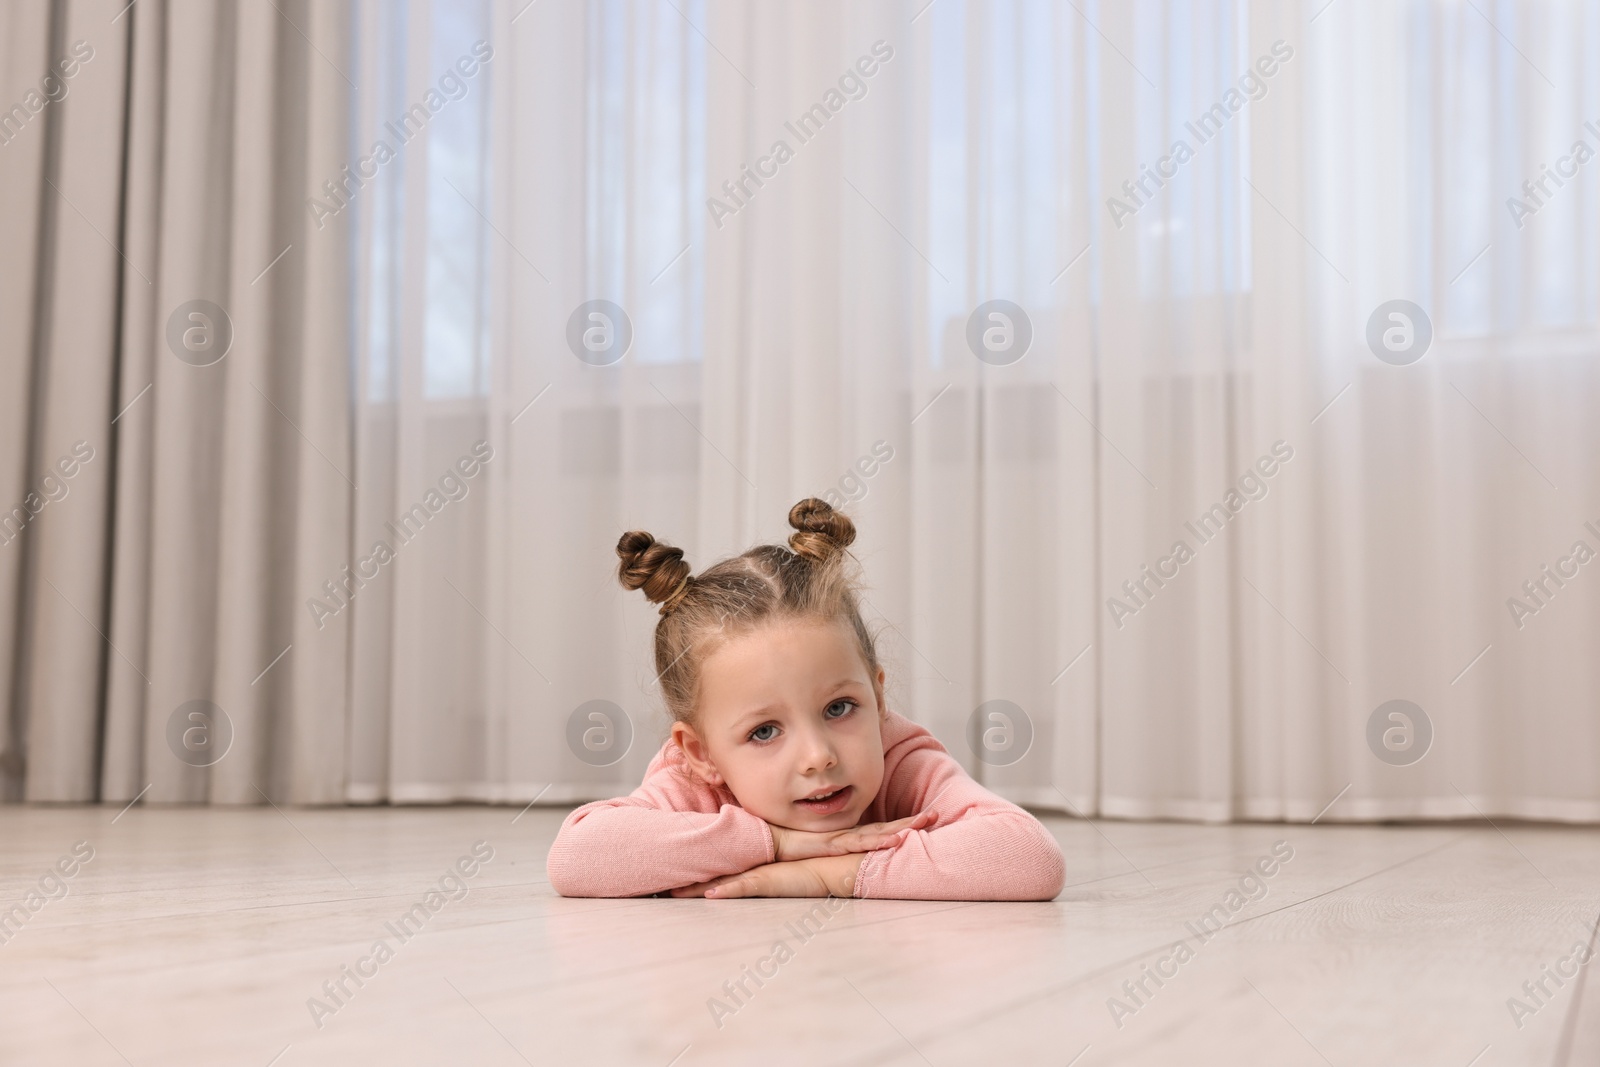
<box><xmin>851</xmin><ymin>845</ymin><xmax>891</xmax><ymax>897</ymax></box>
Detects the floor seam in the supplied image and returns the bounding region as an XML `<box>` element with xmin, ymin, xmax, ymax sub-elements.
<box><xmin>1550</xmin><ymin>903</ymin><xmax>1600</xmax><ymax>1067</ymax></box>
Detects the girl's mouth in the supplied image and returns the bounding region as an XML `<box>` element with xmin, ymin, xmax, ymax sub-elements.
<box><xmin>795</xmin><ymin>785</ymin><xmax>853</xmax><ymax>815</ymax></box>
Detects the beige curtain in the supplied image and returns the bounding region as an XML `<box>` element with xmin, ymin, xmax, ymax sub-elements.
<box><xmin>0</xmin><ymin>0</ymin><xmax>353</xmax><ymax>804</ymax></box>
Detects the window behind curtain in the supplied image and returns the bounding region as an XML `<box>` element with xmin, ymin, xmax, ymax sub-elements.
<box><xmin>585</xmin><ymin>0</ymin><xmax>707</xmax><ymax>365</ymax></box>
<box><xmin>361</xmin><ymin>0</ymin><xmax>706</xmax><ymax>396</ymax></box>
<box><xmin>361</xmin><ymin>0</ymin><xmax>1598</xmax><ymax>401</ymax></box>
<box><xmin>1428</xmin><ymin>0</ymin><xmax>1599</xmax><ymax>337</ymax></box>
<box><xmin>358</xmin><ymin>0</ymin><xmax>493</xmax><ymax>403</ymax></box>
<box><xmin>922</xmin><ymin>0</ymin><xmax>1599</xmax><ymax>353</ymax></box>
<box><xmin>424</xmin><ymin>0</ymin><xmax>493</xmax><ymax>398</ymax></box>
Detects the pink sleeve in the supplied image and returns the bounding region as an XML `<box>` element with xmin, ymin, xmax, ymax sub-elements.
<box><xmin>545</xmin><ymin>755</ymin><xmax>776</xmax><ymax>898</ymax></box>
<box><xmin>851</xmin><ymin>737</ymin><xmax>1066</xmax><ymax>901</ymax></box>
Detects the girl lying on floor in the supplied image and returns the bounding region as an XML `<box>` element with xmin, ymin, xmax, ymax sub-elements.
<box><xmin>545</xmin><ymin>497</ymin><xmax>1066</xmax><ymax>901</ymax></box>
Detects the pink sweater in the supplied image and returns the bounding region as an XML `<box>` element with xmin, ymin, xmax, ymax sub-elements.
<box><xmin>546</xmin><ymin>708</ymin><xmax>1066</xmax><ymax>900</ymax></box>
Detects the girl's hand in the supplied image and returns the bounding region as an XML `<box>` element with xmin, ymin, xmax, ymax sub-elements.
<box><xmin>669</xmin><ymin>854</ymin><xmax>865</xmax><ymax>899</ymax></box>
<box><xmin>768</xmin><ymin>810</ymin><xmax>935</xmax><ymax>862</ymax></box>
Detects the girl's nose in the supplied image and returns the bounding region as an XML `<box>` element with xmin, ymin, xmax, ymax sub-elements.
<box><xmin>798</xmin><ymin>731</ymin><xmax>838</xmax><ymax>774</ymax></box>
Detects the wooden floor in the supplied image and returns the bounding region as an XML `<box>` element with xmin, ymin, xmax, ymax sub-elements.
<box><xmin>1</xmin><ymin>805</ymin><xmax>1596</xmax><ymax>1066</ymax></box>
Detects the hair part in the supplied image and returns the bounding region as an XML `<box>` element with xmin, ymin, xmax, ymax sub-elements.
<box><xmin>615</xmin><ymin>497</ymin><xmax>884</xmax><ymax>729</ymax></box>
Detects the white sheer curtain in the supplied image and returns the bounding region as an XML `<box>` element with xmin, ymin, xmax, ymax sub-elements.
<box><xmin>344</xmin><ymin>0</ymin><xmax>1600</xmax><ymax>822</ymax></box>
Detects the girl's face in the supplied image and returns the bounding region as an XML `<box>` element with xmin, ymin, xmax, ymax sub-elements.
<box><xmin>671</xmin><ymin>616</ymin><xmax>886</xmax><ymax>832</ymax></box>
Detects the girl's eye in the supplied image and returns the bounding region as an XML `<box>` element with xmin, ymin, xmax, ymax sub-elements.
<box><xmin>825</xmin><ymin>698</ymin><xmax>858</xmax><ymax>719</ymax></box>
<box><xmin>747</xmin><ymin>700</ymin><xmax>857</xmax><ymax>742</ymax></box>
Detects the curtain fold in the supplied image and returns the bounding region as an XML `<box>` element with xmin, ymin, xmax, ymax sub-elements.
<box><xmin>2</xmin><ymin>0</ymin><xmax>124</xmax><ymax>802</ymax></box>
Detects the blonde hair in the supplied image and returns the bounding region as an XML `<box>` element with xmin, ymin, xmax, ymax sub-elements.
<box><xmin>615</xmin><ymin>497</ymin><xmax>884</xmax><ymax>727</ymax></box>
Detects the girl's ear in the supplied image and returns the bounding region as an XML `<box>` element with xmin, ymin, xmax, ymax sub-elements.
<box><xmin>671</xmin><ymin>720</ymin><xmax>724</xmax><ymax>786</ymax></box>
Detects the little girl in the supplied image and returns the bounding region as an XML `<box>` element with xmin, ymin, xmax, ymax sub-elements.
<box><xmin>545</xmin><ymin>498</ymin><xmax>1066</xmax><ymax>901</ymax></box>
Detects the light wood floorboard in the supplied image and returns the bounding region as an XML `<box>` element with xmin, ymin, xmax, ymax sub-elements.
<box><xmin>1</xmin><ymin>807</ymin><xmax>1595</xmax><ymax>1065</ymax></box>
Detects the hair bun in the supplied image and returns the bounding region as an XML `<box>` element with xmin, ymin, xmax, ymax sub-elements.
<box><xmin>787</xmin><ymin>497</ymin><xmax>855</xmax><ymax>564</ymax></box>
<box><xmin>616</xmin><ymin>531</ymin><xmax>693</xmax><ymax>613</ymax></box>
